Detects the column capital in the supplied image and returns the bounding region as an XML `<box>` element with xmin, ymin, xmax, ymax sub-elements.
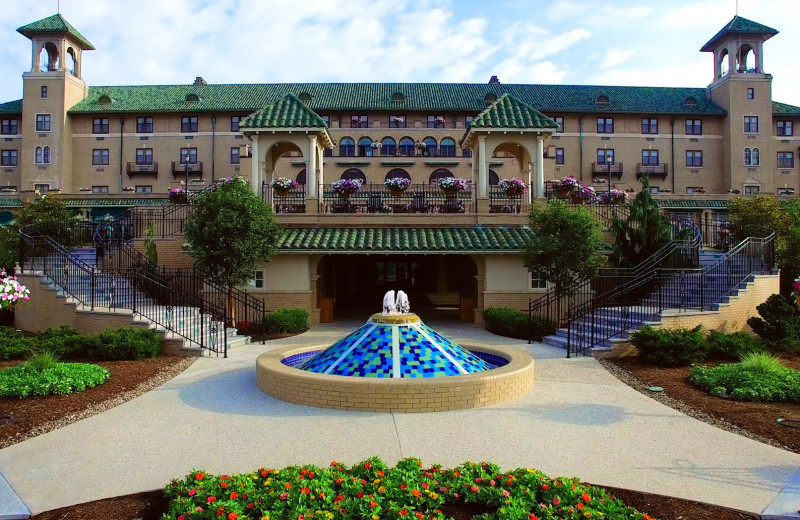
<box><xmin>477</xmin><ymin>135</ymin><xmax>487</xmax><ymax>142</ymax></box>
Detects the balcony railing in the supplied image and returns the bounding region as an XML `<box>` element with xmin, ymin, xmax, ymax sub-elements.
<box><xmin>126</xmin><ymin>162</ymin><xmax>158</xmax><ymax>177</ymax></box>
<box><xmin>321</xmin><ymin>183</ymin><xmax>475</xmax><ymax>214</ymax></box>
<box><xmin>171</xmin><ymin>161</ymin><xmax>203</xmax><ymax>176</ymax></box>
<box><xmin>261</xmin><ymin>183</ymin><xmax>307</xmax><ymax>214</ymax></box>
<box><xmin>637</xmin><ymin>163</ymin><xmax>669</xmax><ymax>177</ymax></box>
<box><xmin>591</xmin><ymin>162</ymin><xmax>624</xmax><ymax>176</ymax></box>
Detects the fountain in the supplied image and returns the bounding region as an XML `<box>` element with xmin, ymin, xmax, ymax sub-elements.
<box><xmin>256</xmin><ymin>291</ymin><xmax>534</xmax><ymax>412</ymax></box>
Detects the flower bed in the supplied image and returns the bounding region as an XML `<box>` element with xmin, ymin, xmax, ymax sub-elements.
<box><xmin>0</xmin><ymin>361</ymin><xmax>109</xmax><ymax>398</ymax></box>
<box><xmin>690</xmin><ymin>352</ymin><xmax>800</xmax><ymax>402</ymax></box>
<box><xmin>164</xmin><ymin>458</ymin><xmax>658</xmax><ymax>520</ymax></box>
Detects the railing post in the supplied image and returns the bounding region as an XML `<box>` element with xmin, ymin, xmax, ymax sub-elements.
<box><xmin>90</xmin><ymin>267</ymin><xmax>95</xmax><ymax>311</ymax></box>
<box><xmin>566</xmin><ymin>321</ymin><xmax>571</xmax><ymax>359</ymax></box>
<box><xmin>527</xmin><ymin>300</ymin><xmax>532</xmax><ymax>345</ymax></box>
<box><xmin>700</xmin><ymin>272</ymin><xmax>705</xmax><ymax>310</ymax></box>
<box><xmin>132</xmin><ymin>269</ymin><xmax>137</xmax><ymax>315</ymax></box>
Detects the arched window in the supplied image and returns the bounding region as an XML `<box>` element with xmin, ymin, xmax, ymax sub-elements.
<box><xmin>39</xmin><ymin>43</ymin><xmax>59</xmax><ymax>71</ymax></box>
<box><xmin>97</xmin><ymin>94</ymin><xmax>113</xmax><ymax>106</ymax></box>
<box><xmin>719</xmin><ymin>49</ymin><xmax>729</xmax><ymax>77</ymax></box>
<box><xmin>358</xmin><ymin>137</ymin><xmax>373</xmax><ymax>157</ymax></box>
<box><xmin>399</xmin><ymin>137</ymin><xmax>415</xmax><ymax>157</ymax></box>
<box><xmin>296</xmin><ymin>169</ymin><xmax>306</xmax><ymax>185</ymax></box>
<box><xmin>299</xmin><ymin>93</ymin><xmax>312</xmax><ymax>104</ymax></box>
<box><xmin>341</xmin><ymin>168</ymin><xmax>366</xmax><ymax>183</ymax></box>
<box><xmin>66</xmin><ymin>48</ymin><xmax>77</xmax><ymax>76</ymax></box>
<box><xmin>483</xmin><ymin>93</ymin><xmax>497</xmax><ymax>105</ymax></box>
<box><xmin>34</xmin><ymin>146</ymin><xmax>43</xmax><ymax>164</ymax></box>
<box><xmin>381</xmin><ymin>137</ymin><xmax>396</xmax><ymax>156</ymax></box>
<box><xmin>684</xmin><ymin>97</ymin><xmax>698</xmax><ymax>106</ymax></box>
<box><xmin>489</xmin><ymin>170</ymin><xmax>499</xmax><ymax>185</ymax></box>
<box><xmin>385</xmin><ymin>168</ymin><xmax>410</xmax><ymax>181</ymax></box>
<box><xmin>744</xmin><ymin>148</ymin><xmax>752</xmax><ymax>166</ymax></box>
<box><xmin>752</xmin><ymin>148</ymin><xmax>759</xmax><ymax>166</ymax></box>
<box><xmin>43</xmin><ymin>146</ymin><xmax>50</xmax><ymax>164</ymax></box>
<box><xmin>423</xmin><ymin>137</ymin><xmax>437</xmax><ymax>156</ymax></box>
<box><xmin>737</xmin><ymin>44</ymin><xmax>755</xmax><ymax>73</ymax></box>
<box><xmin>185</xmin><ymin>93</ymin><xmax>201</xmax><ymax>105</ymax></box>
<box><xmin>391</xmin><ymin>93</ymin><xmax>405</xmax><ymax>107</ymax></box>
<box><xmin>595</xmin><ymin>94</ymin><xmax>610</xmax><ymax>105</ymax></box>
<box><xmin>429</xmin><ymin>169</ymin><xmax>453</xmax><ymax>183</ymax></box>
<box><xmin>440</xmin><ymin>138</ymin><xmax>456</xmax><ymax>157</ymax></box>
<box><xmin>340</xmin><ymin>137</ymin><xmax>355</xmax><ymax>157</ymax></box>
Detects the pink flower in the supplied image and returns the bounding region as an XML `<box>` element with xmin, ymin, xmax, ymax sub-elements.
<box><xmin>552</xmin><ymin>498</ymin><xmax>560</xmax><ymax>506</ymax></box>
<box><xmin>188</xmin><ymin>489</ymin><xmax>196</xmax><ymax>496</ymax></box>
<box><xmin>503</xmin><ymin>490</ymin><xmax>510</xmax><ymax>497</ymax></box>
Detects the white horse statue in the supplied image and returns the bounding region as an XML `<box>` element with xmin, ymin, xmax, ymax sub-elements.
<box><xmin>396</xmin><ymin>290</ymin><xmax>410</xmax><ymax>314</ymax></box>
<box><xmin>382</xmin><ymin>290</ymin><xmax>396</xmax><ymax>314</ymax></box>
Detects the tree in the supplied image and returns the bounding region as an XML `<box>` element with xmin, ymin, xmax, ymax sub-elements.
<box><xmin>521</xmin><ymin>200</ymin><xmax>606</xmax><ymax>297</ymax></box>
<box><xmin>777</xmin><ymin>199</ymin><xmax>800</xmax><ymax>295</ymax></box>
<box><xmin>144</xmin><ymin>222</ymin><xmax>159</xmax><ymax>266</ymax></box>
<box><xmin>0</xmin><ymin>225</ymin><xmax>19</xmax><ymax>271</ymax></box>
<box><xmin>609</xmin><ymin>176</ymin><xmax>672</xmax><ymax>267</ymax></box>
<box><xmin>183</xmin><ymin>177</ymin><xmax>281</xmax><ymax>324</ymax></box>
<box><xmin>17</xmin><ymin>195</ymin><xmax>73</xmax><ymax>229</ymax></box>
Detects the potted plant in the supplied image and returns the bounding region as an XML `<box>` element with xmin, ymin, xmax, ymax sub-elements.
<box><xmin>597</xmin><ymin>189</ymin><xmax>629</xmax><ymax>205</ymax></box>
<box><xmin>498</xmin><ymin>178</ymin><xmax>527</xmax><ymax>197</ymax></box>
<box><xmin>385</xmin><ymin>177</ymin><xmax>411</xmax><ymax>197</ymax></box>
<box><xmin>437</xmin><ymin>177</ymin><xmax>468</xmax><ymax>196</ymax></box>
<box><xmin>168</xmin><ymin>186</ymin><xmax>188</xmax><ymax>204</ymax></box>
<box><xmin>552</xmin><ymin>176</ymin><xmax>579</xmax><ymax>198</ymax></box>
<box><xmin>271</xmin><ymin>177</ymin><xmax>297</xmax><ymax>197</ymax></box>
<box><xmin>571</xmin><ymin>184</ymin><xmax>595</xmax><ymax>204</ymax></box>
<box><xmin>0</xmin><ymin>268</ymin><xmax>30</xmax><ymax>310</ymax></box>
<box><xmin>122</xmin><ymin>186</ymin><xmax>135</xmax><ymax>192</ymax></box>
<box><xmin>331</xmin><ymin>178</ymin><xmax>362</xmax><ymax>199</ymax></box>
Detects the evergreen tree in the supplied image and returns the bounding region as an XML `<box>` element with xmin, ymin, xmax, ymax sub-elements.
<box><xmin>609</xmin><ymin>176</ymin><xmax>671</xmax><ymax>267</ymax></box>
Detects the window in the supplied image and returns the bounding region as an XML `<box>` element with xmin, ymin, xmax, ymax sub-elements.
<box><xmin>136</xmin><ymin>117</ymin><xmax>153</xmax><ymax>133</ymax></box>
<box><xmin>778</xmin><ymin>187</ymin><xmax>795</xmax><ymax>196</ymax></box>
<box><xmin>36</xmin><ymin>114</ymin><xmax>51</xmax><ymax>132</ymax></box>
<box><xmin>743</xmin><ymin>147</ymin><xmax>760</xmax><ymax>166</ymax></box>
<box><xmin>230</xmin><ymin>116</ymin><xmax>241</xmax><ymax>132</ymax></box>
<box><xmin>555</xmin><ymin>148</ymin><xmax>564</xmax><ymax>165</ymax></box>
<box><xmin>181</xmin><ymin>116</ymin><xmax>198</xmax><ymax>133</ymax></box>
<box><xmin>597</xmin><ymin>149</ymin><xmax>614</xmax><ymax>164</ymax></box>
<box><xmin>641</xmin><ymin>150</ymin><xmax>659</xmax><ymax>166</ymax></box>
<box><xmin>685</xmin><ymin>187</ymin><xmax>705</xmax><ymax>195</ymax></box>
<box><xmin>744</xmin><ymin>116</ymin><xmax>759</xmax><ymax>133</ymax></box>
<box><xmin>35</xmin><ymin>146</ymin><xmax>42</xmax><ymax>164</ymax></box>
<box><xmin>685</xmin><ymin>119</ymin><xmax>702</xmax><ymax>135</ymax></box>
<box><xmin>339</xmin><ymin>137</ymin><xmax>355</xmax><ymax>157</ymax></box>
<box><xmin>357</xmin><ymin>137</ymin><xmax>373</xmax><ymax>157</ymax></box>
<box><xmin>34</xmin><ymin>183</ymin><xmax>49</xmax><ymax>193</ymax></box>
<box><xmin>423</xmin><ymin>137</ymin><xmax>437</xmax><ymax>156</ymax></box>
<box><xmin>249</xmin><ymin>269</ymin><xmax>265</xmax><ymax>289</ymax></box>
<box><xmin>465</xmin><ymin>116</ymin><xmax>474</xmax><ymax>128</ymax></box>
<box><xmin>136</xmin><ymin>148</ymin><xmax>153</xmax><ymax>165</ymax></box>
<box><xmin>389</xmin><ymin>115</ymin><xmax>406</xmax><ymax>128</ymax></box>
<box><xmin>398</xmin><ymin>137</ymin><xmax>414</xmax><ymax>156</ymax></box>
<box><xmin>744</xmin><ymin>185</ymin><xmax>760</xmax><ymax>195</ymax></box>
<box><xmin>135</xmin><ymin>185</ymin><xmax>152</xmax><ymax>193</ymax></box>
<box><xmin>92</xmin><ymin>186</ymin><xmax>109</xmax><ymax>194</ymax></box>
<box><xmin>428</xmin><ymin>115</ymin><xmax>445</xmax><ymax>129</ymax></box>
<box><xmin>597</xmin><ymin>117</ymin><xmax>614</xmax><ymax>133</ymax></box>
<box><xmin>747</xmin><ymin>88</ymin><xmax>754</xmax><ymax>100</ymax></box>
<box><xmin>92</xmin><ymin>149</ymin><xmax>109</xmax><ymax>165</ymax></box>
<box><xmin>440</xmin><ymin>138</ymin><xmax>456</xmax><ymax>157</ymax></box>
<box><xmin>230</xmin><ymin>147</ymin><xmax>240</xmax><ymax>164</ymax></box>
<box><xmin>641</xmin><ymin>118</ymin><xmax>658</xmax><ymax>134</ymax></box>
<box><xmin>777</xmin><ymin>121</ymin><xmax>793</xmax><ymax>137</ymax></box>
<box><xmin>350</xmin><ymin>115</ymin><xmax>368</xmax><ymax>128</ymax></box>
<box><xmin>92</xmin><ymin>118</ymin><xmax>110</xmax><ymax>134</ymax></box>
<box><xmin>686</xmin><ymin>150</ymin><xmax>703</xmax><ymax>167</ymax></box>
<box><xmin>1</xmin><ymin>119</ymin><xmax>18</xmax><ymax>135</ymax></box>
<box><xmin>380</xmin><ymin>137</ymin><xmax>396</xmax><ymax>156</ymax></box>
<box><xmin>1</xmin><ymin>150</ymin><xmax>18</xmax><ymax>166</ymax></box>
<box><xmin>321</xmin><ymin>115</ymin><xmax>330</xmax><ymax>127</ymax></box>
<box><xmin>553</xmin><ymin>116</ymin><xmax>564</xmax><ymax>133</ymax></box>
<box><xmin>462</xmin><ymin>147</ymin><xmax>472</xmax><ymax>158</ymax></box>
<box><xmin>180</xmin><ymin>148</ymin><xmax>198</xmax><ymax>164</ymax></box>
<box><xmin>778</xmin><ymin>151</ymin><xmax>795</xmax><ymax>169</ymax></box>
<box><xmin>41</xmin><ymin>86</ymin><xmax>47</xmax><ymax>98</ymax></box>
<box><xmin>530</xmin><ymin>275</ymin><xmax>548</xmax><ymax>290</ymax></box>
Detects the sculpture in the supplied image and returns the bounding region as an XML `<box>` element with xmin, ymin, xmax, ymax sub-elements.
<box><xmin>396</xmin><ymin>290</ymin><xmax>410</xmax><ymax>314</ymax></box>
<box><xmin>382</xmin><ymin>290</ymin><xmax>411</xmax><ymax>315</ymax></box>
<box><xmin>382</xmin><ymin>290</ymin><xmax>396</xmax><ymax>314</ymax></box>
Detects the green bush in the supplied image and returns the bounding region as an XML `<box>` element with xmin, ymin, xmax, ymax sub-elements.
<box><xmin>0</xmin><ymin>327</ymin><xmax>32</xmax><ymax>360</ymax></box>
<box><xmin>482</xmin><ymin>307</ymin><xmax>556</xmax><ymax>340</ymax></box>
<box><xmin>690</xmin><ymin>353</ymin><xmax>800</xmax><ymax>402</ymax></box>
<box><xmin>34</xmin><ymin>325</ymin><xmax>88</xmax><ymax>359</ymax></box>
<box><xmin>26</xmin><ymin>351</ymin><xmax>60</xmax><ymax>372</ymax></box>
<box><xmin>0</xmin><ymin>362</ymin><xmax>110</xmax><ymax>398</ymax></box>
<box><xmin>706</xmin><ymin>330</ymin><xmax>765</xmax><ymax>359</ymax></box>
<box><xmin>86</xmin><ymin>327</ymin><xmax>163</xmax><ymax>361</ymax></box>
<box><xmin>747</xmin><ymin>294</ymin><xmax>800</xmax><ymax>352</ymax></box>
<box><xmin>263</xmin><ymin>308</ymin><xmax>309</xmax><ymax>335</ymax></box>
<box><xmin>629</xmin><ymin>325</ymin><xmax>709</xmax><ymax>367</ymax></box>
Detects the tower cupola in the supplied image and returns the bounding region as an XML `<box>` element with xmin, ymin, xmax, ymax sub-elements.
<box><xmin>701</xmin><ymin>15</ymin><xmax>777</xmax><ymax>81</ymax></box>
<box><xmin>17</xmin><ymin>14</ymin><xmax>94</xmax><ymax>79</ymax></box>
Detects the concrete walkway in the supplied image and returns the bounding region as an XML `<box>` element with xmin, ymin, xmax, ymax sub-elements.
<box><xmin>0</xmin><ymin>318</ymin><xmax>798</xmax><ymax>516</ymax></box>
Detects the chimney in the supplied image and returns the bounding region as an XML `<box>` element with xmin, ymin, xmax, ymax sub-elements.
<box><xmin>488</xmin><ymin>75</ymin><xmax>500</xmax><ymax>84</ymax></box>
<box><xmin>193</xmin><ymin>76</ymin><xmax>208</xmax><ymax>87</ymax></box>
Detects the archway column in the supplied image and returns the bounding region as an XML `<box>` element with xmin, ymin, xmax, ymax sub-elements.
<box><xmin>477</xmin><ymin>136</ymin><xmax>488</xmax><ymax>198</ymax></box>
<box><xmin>535</xmin><ymin>135</ymin><xmax>545</xmax><ymax>198</ymax></box>
<box><xmin>250</xmin><ymin>137</ymin><xmax>260</xmax><ymax>195</ymax></box>
<box><xmin>307</xmin><ymin>135</ymin><xmax>318</xmax><ymax>198</ymax></box>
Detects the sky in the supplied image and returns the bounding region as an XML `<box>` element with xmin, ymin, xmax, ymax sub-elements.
<box><xmin>0</xmin><ymin>0</ymin><xmax>799</xmax><ymax>106</ymax></box>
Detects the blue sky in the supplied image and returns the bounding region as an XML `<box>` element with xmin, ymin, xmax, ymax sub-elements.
<box><xmin>1</xmin><ymin>0</ymin><xmax>799</xmax><ymax>106</ymax></box>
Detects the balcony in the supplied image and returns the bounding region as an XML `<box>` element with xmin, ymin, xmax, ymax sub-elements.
<box><xmin>171</xmin><ymin>161</ymin><xmax>203</xmax><ymax>176</ymax></box>
<box><xmin>591</xmin><ymin>162</ymin><xmax>624</xmax><ymax>177</ymax></box>
<box><xmin>636</xmin><ymin>163</ymin><xmax>669</xmax><ymax>178</ymax></box>
<box><xmin>126</xmin><ymin>162</ymin><xmax>158</xmax><ymax>177</ymax></box>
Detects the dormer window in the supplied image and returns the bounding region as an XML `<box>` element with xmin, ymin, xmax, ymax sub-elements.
<box><xmin>391</xmin><ymin>93</ymin><xmax>405</xmax><ymax>107</ymax></box>
<box><xmin>185</xmin><ymin>93</ymin><xmax>201</xmax><ymax>104</ymax></box>
<box><xmin>595</xmin><ymin>94</ymin><xmax>609</xmax><ymax>105</ymax></box>
<box><xmin>483</xmin><ymin>94</ymin><xmax>497</xmax><ymax>105</ymax></box>
<box><xmin>684</xmin><ymin>97</ymin><xmax>698</xmax><ymax>107</ymax></box>
<box><xmin>97</xmin><ymin>95</ymin><xmax>113</xmax><ymax>106</ymax></box>
<box><xmin>298</xmin><ymin>93</ymin><xmax>312</xmax><ymax>104</ymax></box>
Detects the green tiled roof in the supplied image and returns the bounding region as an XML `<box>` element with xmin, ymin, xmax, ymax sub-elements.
<box><xmin>470</xmin><ymin>94</ymin><xmax>558</xmax><ymax>130</ymax></box>
<box><xmin>17</xmin><ymin>14</ymin><xmax>95</xmax><ymax>50</ymax></box>
<box><xmin>701</xmin><ymin>16</ymin><xmax>778</xmax><ymax>52</ymax></box>
<box><xmin>773</xmin><ymin>101</ymin><xmax>800</xmax><ymax>116</ymax></box>
<box><xmin>0</xmin><ymin>100</ymin><xmax>22</xmax><ymax>114</ymax></box>
<box><xmin>656</xmin><ymin>200</ymin><xmax>729</xmax><ymax>209</ymax></box>
<box><xmin>239</xmin><ymin>93</ymin><xmax>328</xmax><ymax>129</ymax></box>
<box><xmin>0</xmin><ymin>199</ymin><xmax>23</xmax><ymax>208</ymax></box>
<box><xmin>67</xmin><ymin>83</ymin><xmax>726</xmax><ymax>115</ymax></box>
<box><xmin>277</xmin><ymin>226</ymin><xmax>533</xmax><ymax>253</ymax></box>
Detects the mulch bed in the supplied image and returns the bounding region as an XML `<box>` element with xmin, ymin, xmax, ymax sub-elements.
<box><xmin>0</xmin><ymin>355</ymin><xmax>193</xmax><ymax>448</ymax></box>
<box><xmin>603</xmin><ymin>354</ymin><xmax>800</xmax><ymax>454</ymax></box>
<box><xmin>31</xmin><ymin>487</ymin><xmax>759</xmax><ymax>520</ymax></box>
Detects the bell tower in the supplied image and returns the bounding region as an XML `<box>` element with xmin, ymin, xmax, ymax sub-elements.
<box><xmin>17</xmin><ymin>14</ymin><xmax>94</xmax><ymax>193</ymax></box>
<box><xmin>702</xmin><ymin>16</ymin><xmax>778</xmax><ymax>193</ymax></box>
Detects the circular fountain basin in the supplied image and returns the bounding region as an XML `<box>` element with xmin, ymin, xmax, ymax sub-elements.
<box><xmin>256</xmin><ymin>313</ymin><xmax>534</xmax><ymax>412</ymax></box>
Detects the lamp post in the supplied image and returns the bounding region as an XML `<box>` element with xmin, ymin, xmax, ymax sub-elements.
<box><xmin>184</xmin><ymin>153</ymin><xmax>190</xmax><ymax>197</ymax></box>
<box><xmin>607</xmin><ymin>153</ymin><xmax>613</xmax><ymax>194</ymax></box>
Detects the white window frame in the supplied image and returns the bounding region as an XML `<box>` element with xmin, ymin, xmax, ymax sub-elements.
<box><xmin>249</xmin><ymin>269</ymin><xmax>265</xmax><ymax>290</ymax></box>
<box><xmin>530</xmin><ymin>274</ymin><xmax>548</xmax><ymax>291</ymax></box>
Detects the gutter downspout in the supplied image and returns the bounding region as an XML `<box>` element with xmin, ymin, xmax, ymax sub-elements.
<box><xmin>119</xmin><ymin>117</ymin><xmax>124</xmax><ymax>192</ymax></box>
<box><xmin>670</xmin><ymin>117</ymin><xmax>675</xmax><ymax>194</ymax></box>
<box><xmin>578</xmin><ymin>115</ymin><xmax>584</xmax><ymax>182</ymax></box>
<box><xmin>211</xmin><ymin>116</ymin><xmax>216</xmax><ymax>182</ymax></box>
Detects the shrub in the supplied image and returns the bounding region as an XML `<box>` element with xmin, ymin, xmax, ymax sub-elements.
<box><xmin>262</xmin><ymin>308</ymin><xmax>309</xmax><ymax>335</ymax></box>
<box><xmin>747</xmin><ymin>294</ymin><xmax>800</xmax><ymax>352</ymax></box>
<box><xmin>0</xmin><ymin>327</ymin><xmax>32</xmax><ymax>360</ymax></box>
<box><xmin>164</xmin><ymin>458</ymin><xmax>658</xmax><ymax>520</ymax></box>
<box><xmin>483</xmin><ymin>307</ymin><xmax>556</xmax><ymax>341</ymax></box>
<box><xmin>629</xmin><ymin>325</ymin><xmax>708</xmax><ymax>367</ymax></box>
<box><xmin>26</xmin><ymin>350</ymin><xmax>59</xmax><ymax>372</ymax></box>
<box><xmin>0</xmin><ymin>362</ymin><xmax>110</xmax><ymax>398</ymax></box>
<box><xmin>706</xmin><ymin>330</ymin><xmax>765</xmax><ymax>359</ymax></box>
<box><xmin>690</xmin><ymin>354</ymin><xmax>800</xmax><ymax>402</ymax></box>
<box><xmin>86</xmin><ymin>327</ymin><xmax>163</xmax><ymax>361</ymax></box>
<box><xmin>35</xmin><ymin>325</ymin><xmax>88</xmax><ymax>359</ymax></box>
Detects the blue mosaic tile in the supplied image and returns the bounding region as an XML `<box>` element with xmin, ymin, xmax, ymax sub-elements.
<box><xmin>282</xmin><ymin>350</ymin><xmax>322</xmax><ymax>368</ymax></box>
<box><xmin>299</xmin><ymin>323</ymin><xmax>373</xmax><ymax>372</ymax></box>
<box><xmin>416</xmin><ymin>324</ymin><xmax>493</xmax><ymax>373</ymax></box>
<box><xmin>471</xmin><ymin>351</ymin><xmax>507</xmax><ymax>368</ymax></box>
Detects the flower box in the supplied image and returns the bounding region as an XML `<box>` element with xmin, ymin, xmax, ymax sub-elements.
<box><xmin>437</xmin><ymin>177</ymin><xmax>468</xmax><ymax>195</ymax></box>
<box><xmin>331</xmin><ymin>179</ymin><xmax>363</xmax><ymax>198</ymax></box>
<box><xmin>498</xmin><ymin>178</ymin><xmax>527</xmax><ymax>197</ymax></box>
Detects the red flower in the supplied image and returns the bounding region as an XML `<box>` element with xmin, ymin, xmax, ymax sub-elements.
<box><xmin>195</xmin><ymin>472</ymin><xmax>205</xmax><ymax>481</ymax></box>
<box><xmin>221</xmin><ymin>483</ymin><xmax>228</xmax><ymax>489</ymax></box>
<box><xmin>400</xmin><ymin>484</ymin><xmax>407</xmax><ymax>490</ymax></box>
<box><xmin>581</xmin><ymin>493</ymin><xmax>591</xmax><ymax>502</ymax></box>
<box><xmin>453</xmin><ymin>471</ymin><xmax>461</xmax><ymax>478</ymax></box>
<box><xmin>301</xmin><ymin>487</ymin><xmax>310</xmax><ymax>495</ymax></box>
<box><xmin>541</xmin><ymin>484</ymin><xmax>549</xmax><ymax>490</ymax></box>
<box><xmin>399</xmin><ymin>509</ymin><xmax>409</xmax><ymax>516</ymax></box>
<box><xmin>247</xmin><ymin>503</ymin><xmax>254</xmax><ymax>509</ymax></box>
<box><xmin>357</xmin><ymin>491</ymin><xmax>366</xmax><ymax>499</ymax></box>
<box><xmin>411</xmin><ymin>489</ymin><xmax>422</xmax><ymax>498</ymax></box>
<box><xmin>552</xmin><ymin>498</ymin><xmax>560</xmax><ymax>506</ymax></box>
<box><xmin>470</xmin><ymin>485</ymin><xmax>479</xmax><ymax>493</ymax></box>
<box><xmin>309</xmin><ymin>472</ymin><xmax>315</xmax><ymax>479</ymax></box>
<box><xmin>369</xmin><ymin>500</ymin><xmax>378</xmax><ymax>508</ymax></box>
<box><xmin>364</xmin><ymin>462</ymin><xmax>372</xmax><ymax>470</ymax></box>
<box><xmin>377</xmin><ymin>470</ymin><xmax>384</xmax><ymax>477</ymax></box>
<box><xmin>417</xmin><ymin>461</ymin><xmax>422</xmax><ymax>467</ymax></box>
<box><xmin>228</xmin><ymin>514</ymin><xmax>238</xmax><ymax>520</ymax></box>
<box><xmin>507</xmin><ymin>479</ymin><xmax>513</xmax><ymax>487</ymax></box>
<box><xmin>230</xmin><ymin>492</ymin><xmax>238</xmax><ymax>500</ymax></box>
<box><xmin>577</xmin><ymin>503</ymin><xmax>585</xmax><ymax>510</ymax></box>
<box><xmin>415</xmin><ymin>513</ymin><xmax>424</xmax><ymax>519</ymax></box>
<box><xmin>279</xmin><ymin>492</ymin><xmax>289</xmax><ymax>501</ymax></box>
<box><xmin>490</xmin><ymin>480</ymin><xmax>496</xmax><ymax>487</ymax></box>
<box><xmin>207</xmin><ymin>496</ymin><xmax>217</xmax><ymax>503</ymax></box>
<box><xmin>284</xmin><ymin>483</ymin><xmax>292</xmax><ymax>489</ymax></box>
<box><xmin>330</xmin><ymin>461</ymin><xmax>338</xmax><ymax>467</ymax></box>
<box><xmin>260</xmin><ymin>469</ymin><xmax>268</xmax><ymax>477</ymax></box>
<box><xmin>301</xmin><ymin>469</ymin><xmax>309</xmax><ymax>475</ymax></box>
<box><xmin>421</xmin><ymin>483</ymin><xmax>429</xmax><ymax>490</ymax></box>
<box><xmin>188</xmin><ymin>489</ymin><xmax>196</xmax><ymax>496</ymax></box>
<box><xmin>336</xmin><ymin>478</ymin><xmax>344</xmax><ymax>485</ymax></box>
<box><xmin>221</xmin><ymin>475</ymin><xmax>228</xmax><ymax>481</ymax></box>
<box><xmin>178</xmin><ymin>516</ymin><xmax>185</xmax><ymax>520</ymax></box>
<box><xmin>334</xmin><ymin>494</ymin><xmax>345</xmax><ymax>503</ymax></box>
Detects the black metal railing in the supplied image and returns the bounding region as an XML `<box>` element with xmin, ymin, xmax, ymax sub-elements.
<box><xmin>261</xmin><ymin>182</ymin><xmax>307</xmax><ymax>214</ymax></box>
<box><xmin>321</xmin><ymin>183</ymin><xmax>475</xmax><ymax>214</ymax></box>
<box><xmin>488</xmin><ymin>185</ymin><xmax>531</xmax><ymax>214</ymax></box>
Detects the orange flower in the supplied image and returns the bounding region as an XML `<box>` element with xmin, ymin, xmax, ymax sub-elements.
<box><xmin>541</xmin><ymin>484</ymin><xmax>549</xmax><ymax>490</ymax></box>
<box><xmin>411</xmin><ymin>489</ymin><xmax>422</xmax><ymax>498</ymax></box>
<box><xmin>230</xmin><ymin>492</ymin><xmax>239</xmax><ymax>500</ymax></box>
<box><xmin>377</xmin><ymin>470</ymin><xmax>385</xmax><ymax>477</ymax></box>
<box><xmin>284</xmin><ymin>483</ymin><xmax>292</xmax><ymax>489</ymax></box>
<box><xmin>195</xmin><ymin>472</ymin><xmax>205</xmax><ymax>481</ymax></box>
<box><xmin>301</xmin><ymin>487</ymin><xmax>310</xmax><ymax>495</ymax></box>
<box><xmin>399</xmin><ymin>509</ymin><xmax>409</xmax><ymax>516</ymax></box>
<box><xmin>577</xmin><ymin>503</ymin><xmax>585</xmax><ymax>510</ymax></box>
<box><xmin>228</xmin><ymin>514</ymin><xmax>238</xmax><ymax>520</ymax></box>
<box><xmin>415</xmin><ymin>513</ymin><xmax>424</xmax><ymax>519</ymax></box>
<box><xmin>369</xmin><ymin>500</ymin><xmax>378</xmax><ymax>508</ymax></box>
